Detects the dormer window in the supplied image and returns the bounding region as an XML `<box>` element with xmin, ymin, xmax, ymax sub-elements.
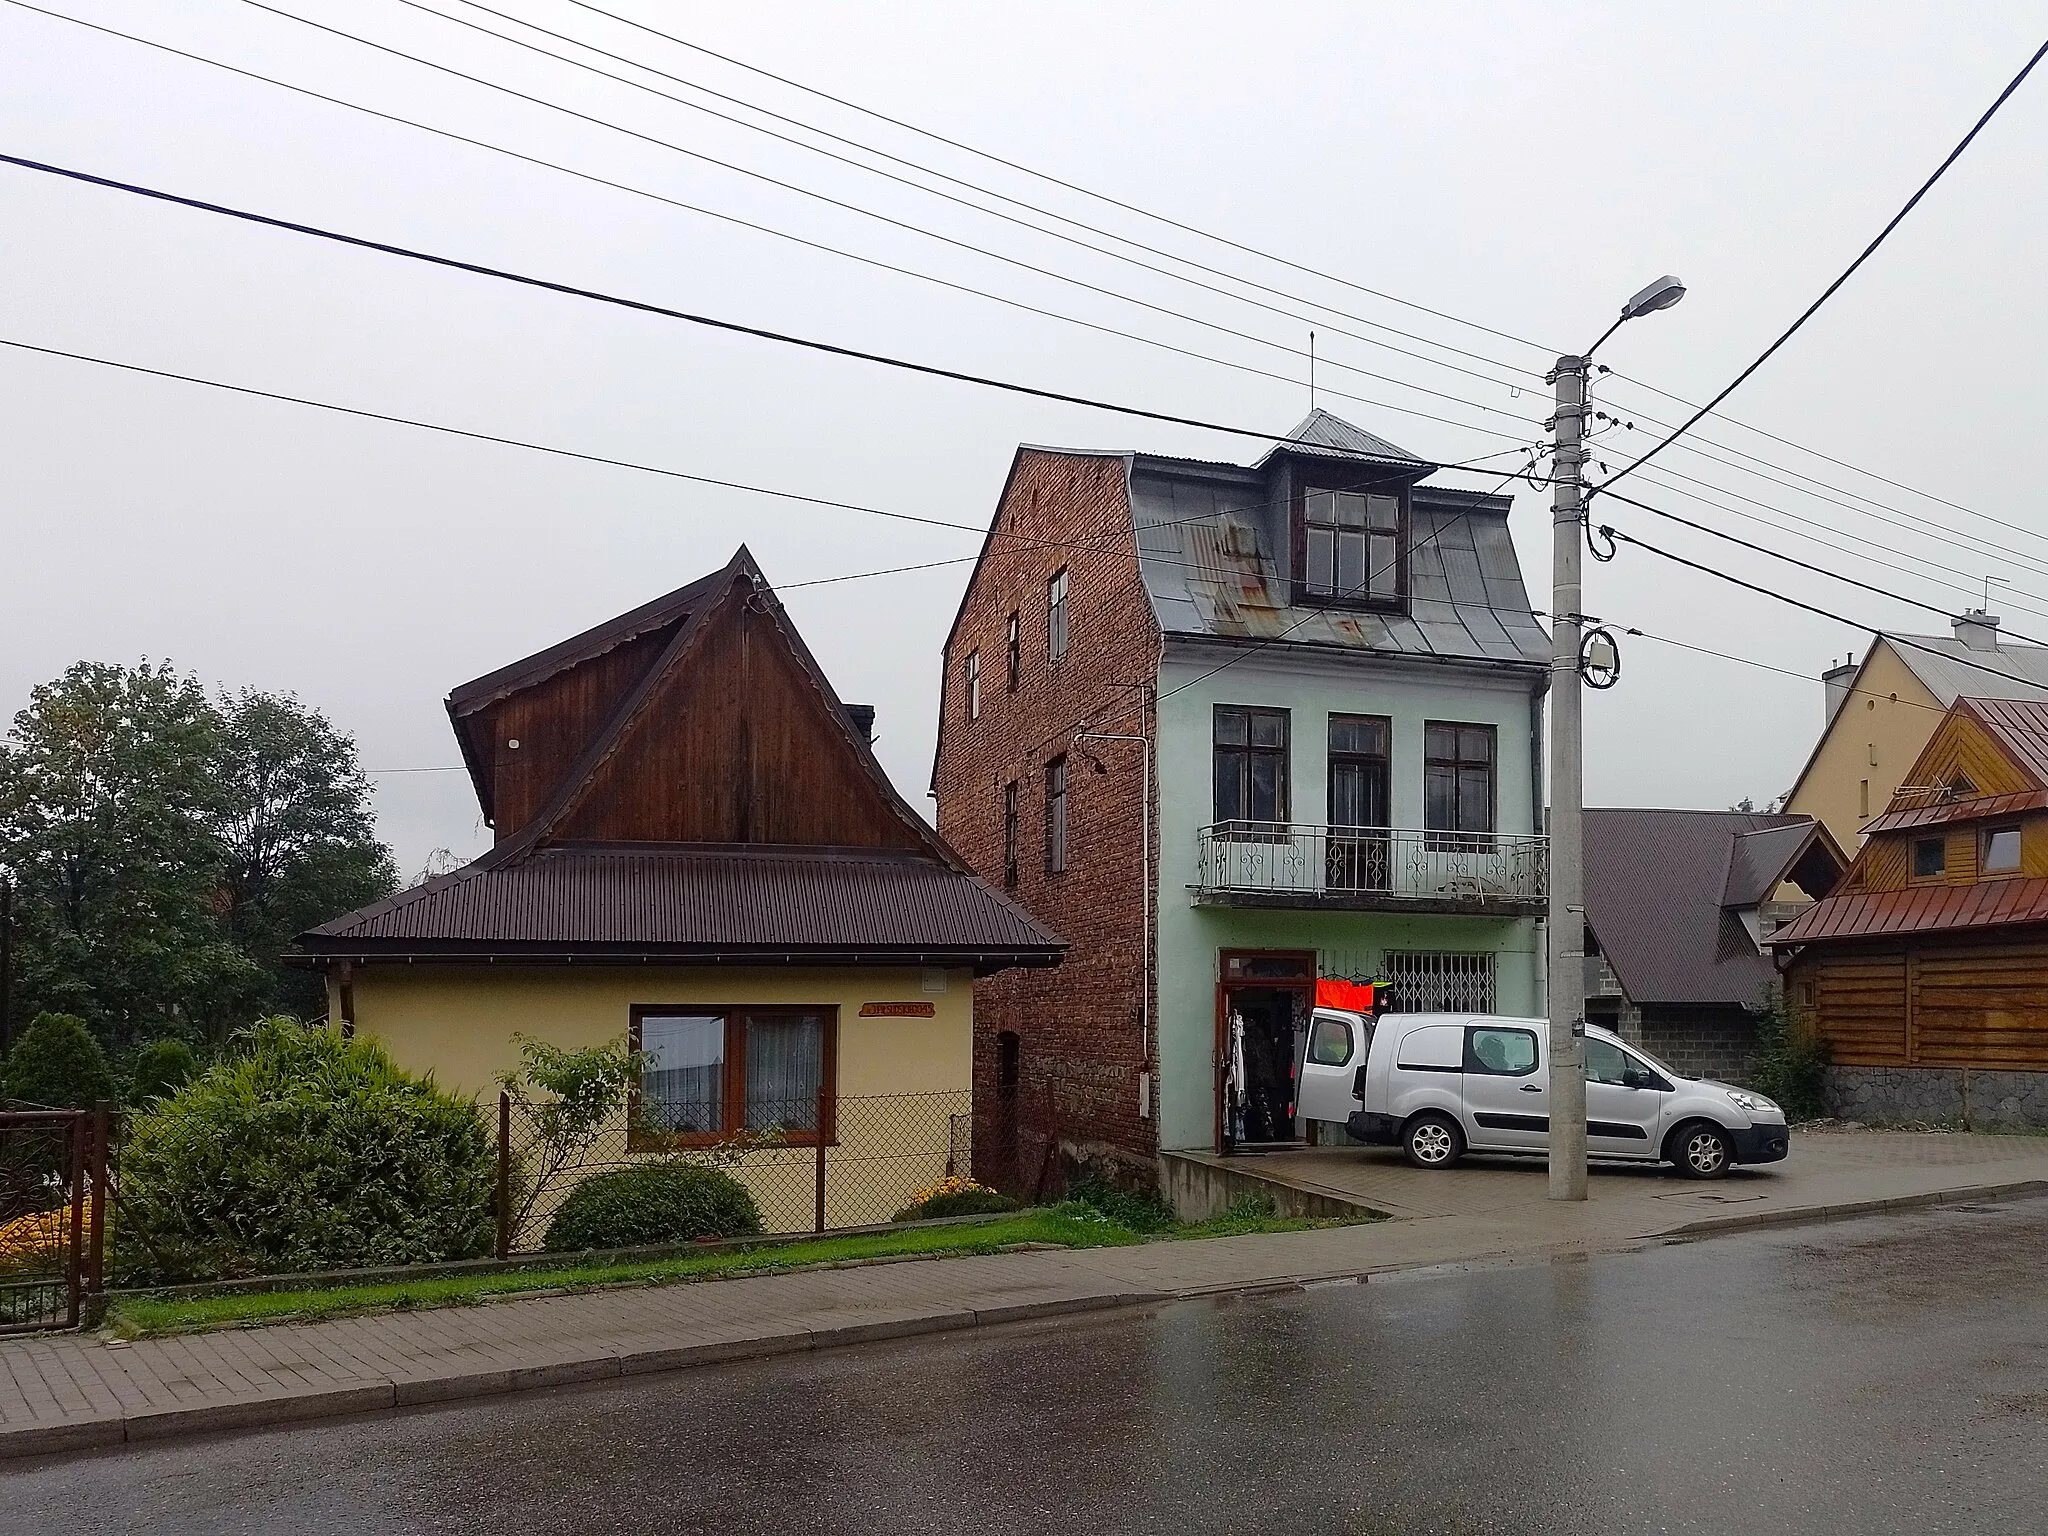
<box><xmin>1302</xmin><ymin>488</ymin><xmax>1401</xmax><ymax>603</ymax></box>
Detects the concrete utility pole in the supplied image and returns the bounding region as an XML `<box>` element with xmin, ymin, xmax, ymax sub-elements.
<box><xmin>1546</xmin><ymin>275</ymin><xmax>1686</xmax><ymax>1203</ymax></box>
<box><xmin>1545</xmin><ymin>352</ymin><xmax>1591</xmax><ymax>1201</ymax></box>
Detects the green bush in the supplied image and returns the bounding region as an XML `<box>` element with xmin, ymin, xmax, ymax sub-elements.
<box><xmin>1066</xmin><ymin>1174</ymin><xmax>1176</xmax><ymax>1233</ymax></box>
<box><xmin>0</xmin><ymin>1012</ymin><xmax>117</xmax><ymax>1109</ymax></box>
<box><xmin>892</xmin><ymin>1188</ymin><xmax>1019</xmax><ymax>1222</ymax></box>
<box><xmin>543</xmin><ymin>1160</ymin><xmax>762</xmax><ymax>1252</ymax></box>
<box><xmin>115</xmin><ymin>1017</ymin><xmax>496</xmax><ymax>1284</ymax></box>
<box><xmin>1749</xmin><ymin>1003</ymin><xmax>1831</xmax><ymax>1122</ymax></box>
<box><xmin>129</xmin><ymin>1038</ymin><xmax>200</xmax><ymax>1107</ymax></box>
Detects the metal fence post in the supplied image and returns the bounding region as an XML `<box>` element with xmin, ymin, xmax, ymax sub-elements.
<box><xmin>86</xmin><ymin>1101</ymin><xmax>109</xmax><ymax>1299</ymax></box>
<box><xmin>813</xmin><ymin>1085</ymin><xmax>828</xmax><ymax>1234</ymax></box>
<box><xmin>496</xmin><ymin>1090</ymin><xmax>512</xmax><ymax>1259</ymax></box>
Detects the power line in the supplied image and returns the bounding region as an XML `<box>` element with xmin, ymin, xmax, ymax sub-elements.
<box><xmin>0</xmin><ymin>150</ymin><xmax>1540</xmax><ymax>453</ymax></box>
<box><xmin>1600</xmin><ymin>34</ymin><xmax>2048</xmax><ymax>492</ymax></box>
<box><xmin>219</xmin><ymin>0</ymin><xmax>1540</xmax><ymax>439</ymax></box>
<box><xmin>7</xmin><ymin>2</ymin><xmax>1534</xmax><ymax>447</ymax></box>
<box><xmin>1595</xmin><ymin>487</ymin><xmax>2048</xmax><ymax>644</ymax></box>
<box><xmin>560</xmin><ymin>0</ymin><xmax>1559</xmax><ymax>363</ymax></box>
<box><xmin>392</xmin><ymin>0</ymin><xmax>1545</xmax><ymax>396</ymax></box>
<box><xmin>1597</xmin><ymin>523</ymin><xmax>2048</xmax><ymax>695</ymax></box>
<box><xmin>0</xmin><ymin>333</ymin><xmax>1540</xmax><ymax>595</ymax></box>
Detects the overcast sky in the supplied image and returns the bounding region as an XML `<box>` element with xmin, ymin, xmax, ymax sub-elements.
<box><xmin>6</xmin><ymin>1</ymin><xmax>2046</xmax><ymax>876</ymax></box>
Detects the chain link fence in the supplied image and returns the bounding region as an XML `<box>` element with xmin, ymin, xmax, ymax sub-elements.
<box><xmin>494</xmin><ymin>1088</ymin><xmax>975</xmax><ymax>1255</ymax></box>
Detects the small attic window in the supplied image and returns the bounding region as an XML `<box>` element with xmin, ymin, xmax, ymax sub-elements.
<box><xmin>1300</xmin><ymin>486</ymin><xmax>1404</xmax><ymax>605</ymax></box>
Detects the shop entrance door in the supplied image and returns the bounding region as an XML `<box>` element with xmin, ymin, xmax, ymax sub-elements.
<box><xmin>1217</xmin><ymin>950</ymin><xmax>1315</xmax><ymax>1152</ymax></box>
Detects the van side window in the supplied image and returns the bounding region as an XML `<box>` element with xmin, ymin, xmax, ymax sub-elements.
<box><xmin>1584</xmin><ymin>1038</ymin><xmax>1631</xmax><ymax>1085</ymax></box>
<box><xmin>1308</xmin><ymin>1015</ymin><xmax>1353</xmax><ymax>1066</ymax></box>
<box><xmin>1465</xmin><ymin>1027</ymin><xmax>1538</xmax><ymax>1076</ymax></box>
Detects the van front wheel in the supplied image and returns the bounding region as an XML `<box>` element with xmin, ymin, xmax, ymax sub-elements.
<box><xmin>1667</xmin><ymin>1121</ymin><xmax>1733</xmax><ymax>1179</ymax></box>
<box><xmin>1403</xmin><ymin>1112</ymin><xmax>1464</xmax><ymax>1170</ymax></box>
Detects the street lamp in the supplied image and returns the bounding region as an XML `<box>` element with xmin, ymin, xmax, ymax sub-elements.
<box><xmin>1545</xmin><ymin>275</ymin><xmax>1685</xmax><ymax>1203</ymax></box>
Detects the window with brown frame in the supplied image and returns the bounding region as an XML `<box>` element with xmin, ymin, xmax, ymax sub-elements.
<box><xmin>1005</xmin><ymin>611</ymin><xmax>1021</xmax><ymax>691</ymax></box>
<box><xmin>1044</xmin><ymin>756</ymin><xmax>1068</xmax><ymax>873</ymax></box>
<box><xmin>1910</xmin><ymin>836</ymin><xmax>1946</xmax><ymax>879</ymax></box>
<box><xmin>1300</xmin><ymin>486</ymin><xmax>1404</xmax><ymax>604</ymax></box>
<box><xmin>630</xmin><ymin>1006</ymin><xmax>837</xmax><ymax>1148</ymax></box>
<box><xmin>1047</xmin><ymin>568</ymin><xmax>1070</xmax><ymax>664</ymax></box>
<box><xmin>1213</xmin><ymin>704</ymin><xmax>1290</xmax><ymax>832</ymax></box>
<box><xmin>1002</xmin><ymin>780</ymin><xmax>1020</xmax><ymax>887</ymax></box>
<box><xmin>1424</xmin><ymin>721</ymin><xmax>1495</xmax><ymax>845</ymax></box>
<box><xmin>964</xmin><ymin>649</ymin><xmax>980</xmax><ymax>721</ymax></box>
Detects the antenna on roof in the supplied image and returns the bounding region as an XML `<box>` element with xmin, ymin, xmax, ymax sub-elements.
<box><xmin>1308</xmin><ymin>331</ymin><xmax>1316</xmax><ymax>410</ymax></box>
<box><xmin>1984</xmin><ymin>573</ymin><xmax>2009</xmax><ymax>610</ymax></box>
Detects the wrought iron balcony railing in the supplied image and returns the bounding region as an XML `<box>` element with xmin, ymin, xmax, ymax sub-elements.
<box><xmin>1194</xmin><ymin>823</ymin><xmax>1548</xmax><ymax>908</ymax></box>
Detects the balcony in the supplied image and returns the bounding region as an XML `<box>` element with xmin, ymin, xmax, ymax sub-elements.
<box><xmin>1193</xmin><ymin>823</ymin><xmax>1548</xmax><ymax>916</ymax></box>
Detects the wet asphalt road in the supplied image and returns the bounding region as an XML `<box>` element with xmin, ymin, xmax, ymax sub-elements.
<box><xmin>6</xmin><ymin>1198</ymin><xmax>2046</xmax><ymax>1536</ymax></box>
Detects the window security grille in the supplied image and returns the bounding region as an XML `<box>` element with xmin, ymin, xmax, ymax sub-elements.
<box><xmin>1382</xmin><ymin>952</ymin><xmax>1495</xmax><ymax>1013</ymax></box>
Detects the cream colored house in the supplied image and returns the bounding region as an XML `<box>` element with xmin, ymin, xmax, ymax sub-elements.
<box><xmin>1786</xmin><ymin>611</ymin><xmax>2048</xmax><ymax>852</ymax></box>
<box><xmin>294</xmin><ymin>549</ymin><xmax>1063</xmax><ymax>1231</ymax></box>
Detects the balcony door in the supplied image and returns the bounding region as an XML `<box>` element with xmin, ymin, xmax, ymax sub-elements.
<box><xmin>1327</xmin><ymin>714</ymin><xmax>1391</xmax><ymax>891</ymax></box>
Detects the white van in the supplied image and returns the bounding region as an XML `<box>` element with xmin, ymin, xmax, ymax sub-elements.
<box><xmin>1294</xmin><ymin>1009</ymin><xmax>1789</xmax><ymax>1178</ymax></box>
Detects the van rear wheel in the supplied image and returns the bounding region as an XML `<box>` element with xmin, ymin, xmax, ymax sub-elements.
<box><xmin>1403</xmin><ymin>1112</ymin><xmax>1464</xmax><ymax>1170</ymax></box>
<box><xmin>1667</xmin><ymin>1121</ymin><xmax>1733</xmax><ymax>1179</ymax></box>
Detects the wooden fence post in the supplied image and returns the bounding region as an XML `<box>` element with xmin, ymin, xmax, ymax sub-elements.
<box><xmin>496</xmin><ymin>1090</ymin><xmax>512</xmax><ymax>1259</ymax></box>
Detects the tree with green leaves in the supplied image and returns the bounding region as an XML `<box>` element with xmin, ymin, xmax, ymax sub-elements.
<box><xmin>0</xmin><ymin>662</ymin><xmax>398</xmax><ymax>1050</ymax></box>
<box><xmin>210</xmin><ymin>689</ymin><xmax>397</xmax><ymax>1021</ymax></box>
<box><xmin>0</xmin><ymin>1012</ymin><xmax>117</xmax><ymax>1109</ymax></box>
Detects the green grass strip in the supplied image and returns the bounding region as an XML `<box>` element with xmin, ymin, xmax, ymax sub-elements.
<box><xmin>102</xmin><ymin>1206</ymin><xmax>1361</xmax><ymax>1339</ymax></box>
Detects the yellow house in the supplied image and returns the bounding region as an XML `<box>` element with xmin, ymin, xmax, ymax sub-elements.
<box><xmin>1785</xmin><ymin>611</ymin><xmax>2048</xmax><ymax>852</ymax></box>
<box><xmin>293</xmin><ymin>548</ymin><xmax>1063</xmax><ymax>1234</ymax></box>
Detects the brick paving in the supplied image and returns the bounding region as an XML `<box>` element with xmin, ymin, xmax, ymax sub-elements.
<box><xmin>4</xmin><ymin>1129</ymin><xmax>2045</xmax><ymax>1460</ymax></box>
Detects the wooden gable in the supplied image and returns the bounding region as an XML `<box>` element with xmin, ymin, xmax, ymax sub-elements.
<box><xmin>468</xmin><ymin>549</ymin><xmax>952</xmax><ymax>864</ymax></box>
<box><xmin>1890</xmin><ymin>705</ymin><xmax>2038</xmax><ymax>810</ymax></box>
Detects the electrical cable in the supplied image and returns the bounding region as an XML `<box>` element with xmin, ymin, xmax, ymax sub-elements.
<box><xmin>6</xmin><ymin>1</ymin><xmax>1541</xmax><ymax>446</ymax></box>
<box><xmin>1594</xmin><ymin>488</ymin><xmax>2048</xmax><ymax>643</ymax></box>
<box><xmin>560</xmin><ymin>0</ymin><xmax>1559</xmax><ymax>363</ymax></box>
<box><xmin>1598</xmin><ymin>34</ymin><xmax>2048</xmax><ymax>492</ymax></box>
<box><xmin>1597</xmin><ymin>525</ymin><xmax>2048</xmax><ymax>694</ymax></box>
<box><xmin>1604</xmin><ymin>472</ymin><xmax>2048</xmax><ymax>624</ymax></box>
<box><xmin>393</xmin><ymin>0</ymin><xmax>1546</xmax><ymax>396</ymax></box>
<box><xmin>0</xmin><ymin>150</ymin><xmax>1538</xmax><ymax>451</ymax></box>
<box><xmin>216</xmin><ymin>0</ymin><xmax>1542</xmax><ymax>437</ymax></box>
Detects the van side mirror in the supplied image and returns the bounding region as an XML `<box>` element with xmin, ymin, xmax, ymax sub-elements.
<box><xmin>1622</xmin><ymin>1069</ymin><xmax>1654</xmax><ymax>1090</ymax></box>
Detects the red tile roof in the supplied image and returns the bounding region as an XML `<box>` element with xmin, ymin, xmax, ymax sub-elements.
<box><xmin>1860</xmin><ymin>788</ymin><xmax>2048</xmax><ymax>834</ymax></box>
<box><xmin>1768</xmin><ymin>876</ymin><xmax>2048</xmax><ymax>946</ymax></box>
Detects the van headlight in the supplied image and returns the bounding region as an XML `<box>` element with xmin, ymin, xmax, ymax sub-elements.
<box><xmin>1725</xmin><ymin>1089</ymin><xmax>1778</xmax><ymax>1116</ymax></box>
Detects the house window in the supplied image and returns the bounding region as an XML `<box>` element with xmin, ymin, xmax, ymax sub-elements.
<box><xmin>1044</xmin><ymin>756</ymin><xmax>1068</xmax><ymax>873</ymax></box>
<box><xmin>1002</xmin><ymin>780</ymin><xmax>1020</xmax><ymax>888</ymax></box>
<box><xmin>964</xmin><ymin>649</ymin><xmax>980</xmax><ymax>721</ymax></box>
<box><xmin>1424</xmin><ymin>722</ymin><xmax>1495</xmax><ymax>842</ymax></box>
<box><xmin>1859</xmin><ymin>780</ymin><xmax>1869</xmax><ymax>818</ymax></box>
<box><xmin>1213</xmin><ymin>705</ymin><xmax>1290</xmax><ymax>829</ymax></box>
<box><xmin>1303</xmin><ymin>488</ymin><xmax>1401</xmax><ymax>601</ymax></box>
<box><xmin>1911</xmin><ymin>836</ymin><xmax>1946</xmax><ymax>879</ymax></box>
<box><xmin>1005</xmin><ymin>611</ymin><xmax>1021</xmax><ymax>691</ymax></box>
<box><xmin>1327</xmin><ymin>714</ymin><xmax>1391</xmax><ymax>828</ymax></box>
<box><xmin>1983</xmin><ymin>824</ymin><xmax>2021</xmax><ymax>873</ymax></box>
<box><xmin>1383</xmin><ymin>952</ymin><xmax>1496</xmax><ymax>1013</ymax></box>
<box><xmin>634</xmin><ymin>1007</ymin><xmax>834</xmax><ymax>1146</ymax></box>
<box><xmin>1047</xmin><ymin>569</ymin><xmax>1070</xmax><ymax>664</ymax></box>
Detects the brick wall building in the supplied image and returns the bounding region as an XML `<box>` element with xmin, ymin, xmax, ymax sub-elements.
<box><xmin>932</xmin><ymin>449</ymin><xmax>1163</xmax><ymax>1188</ymax></box>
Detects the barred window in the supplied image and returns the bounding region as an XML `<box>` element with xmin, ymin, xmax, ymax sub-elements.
<box><xmin>1381</xmin><ymin>952</ymin><xmax>1495</xmax><ymax>1013</ymax></box>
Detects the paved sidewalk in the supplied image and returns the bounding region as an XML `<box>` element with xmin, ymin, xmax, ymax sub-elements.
<box><xmin>4</xmin><ymin>1129</ymin><xmax>2045</xmax><ymax>1460</ymax></box>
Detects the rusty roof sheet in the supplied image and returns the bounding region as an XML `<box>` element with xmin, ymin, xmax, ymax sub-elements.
<box><xmin>297</xmin><ymin>843</ymin><xmax>1065</xmax><ymax>965</ymax></box>
<box><xmin>1768</xmin><ymin>875</ymin><xmax>2048</xmax><ymax>946</ymax></box>
<box><xmin>1860</xmin><ymin>787</ymin><xmax>2048</xmax><ymax>835</ymax></box>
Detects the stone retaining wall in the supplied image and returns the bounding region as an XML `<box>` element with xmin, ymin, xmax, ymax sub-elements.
<box><xmin>1826</xmin><ymin>1065</ymin><xmax>2048</xmax><ymax>1130</ymax></box>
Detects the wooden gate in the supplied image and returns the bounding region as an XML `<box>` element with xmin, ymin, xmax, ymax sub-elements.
<box><xmin>0</xmin><ymin>1108</ymin><xmax>106</xmax><ymax>1334</ymax></box>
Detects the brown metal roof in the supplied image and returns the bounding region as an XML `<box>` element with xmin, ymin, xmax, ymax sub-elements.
<box><xmin>1768</xmin><ymin>875</ymin><xmax>2048</xmax><ymax>946</ymax></box>
<box><xmin>1859</xmin><ymin>788</ymin><xmax>2048</xmax><ymax>834</ymax></box>
<box><xmin>297</xmin><ymin>843</ymin><xmax>1064</xmax><ymax>969</ymax></box>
